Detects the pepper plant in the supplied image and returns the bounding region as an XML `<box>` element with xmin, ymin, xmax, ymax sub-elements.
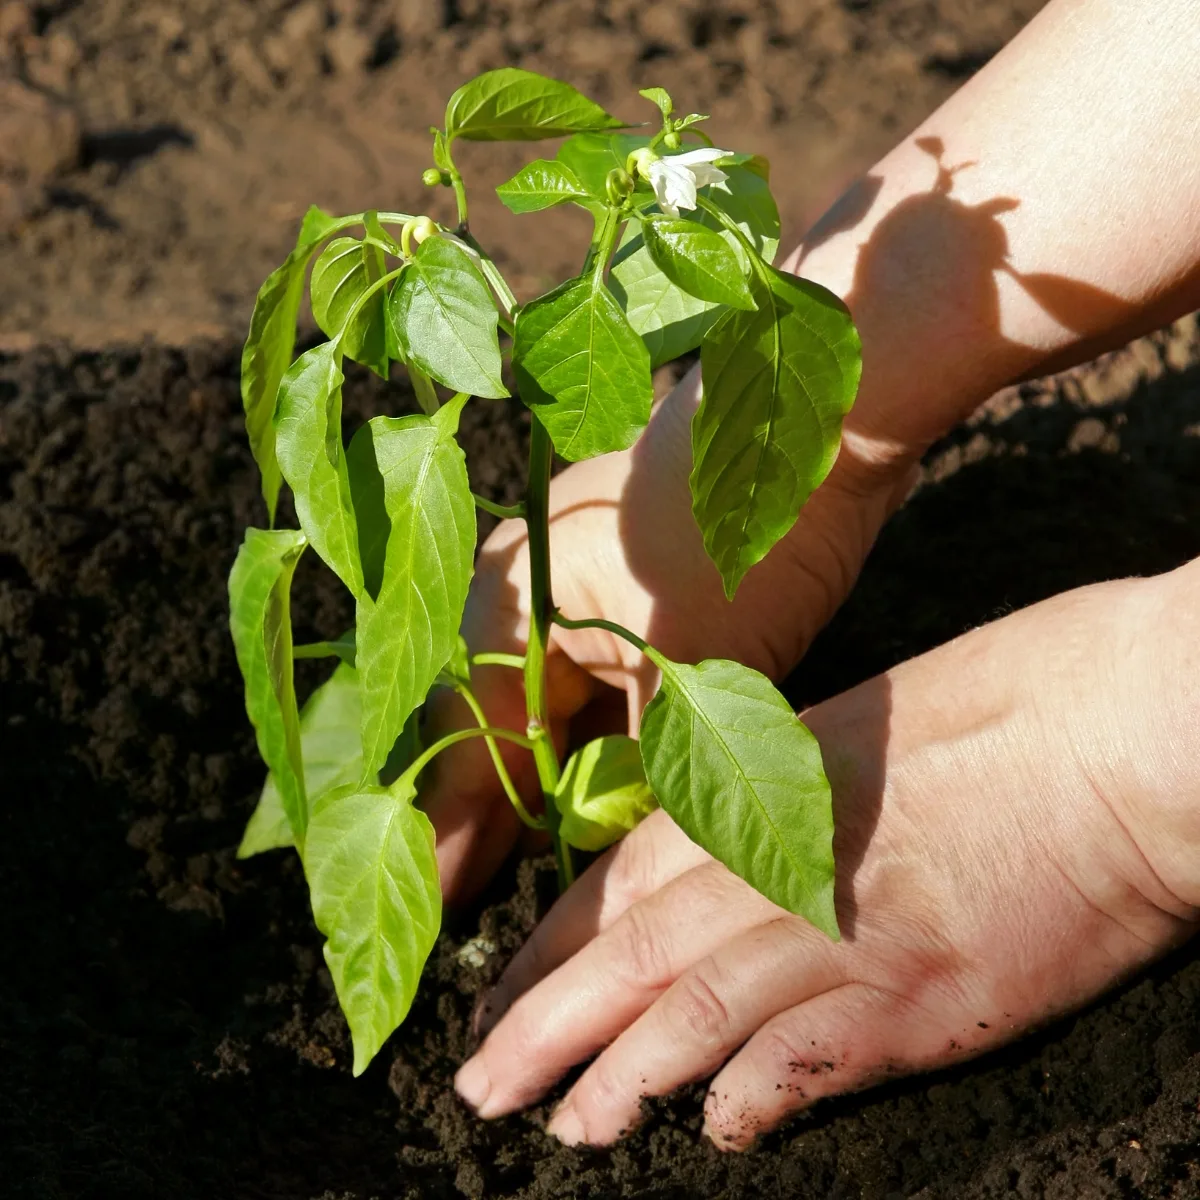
<box><xmin>230</xmin><ymin>70</ymin><xmax>861</xmax><ymax>1076</ymax></box>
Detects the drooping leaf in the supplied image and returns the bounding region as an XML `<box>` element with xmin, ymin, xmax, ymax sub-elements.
<box><xmin>445</xmin><ymin>68</ymin><xmax>623</xmax><ymax>142</ymax></box>
<box><xmin>496</xmin><ymin>159</ymin><xmax>593</xmax><ymax>214</ymax></box>
<box><xmin>513</xmin><ymin>274</ymin><xmax>652</xmax><ymax>461</ymax></box>
<box><xmin>273</xmin><ymin>342</ymin><xmax>362</xmax><ymax>596</ymax></box>
<box><xmin>610</xmin><ymin>163</ymin><xmax>780</xmax><ymax>367</ymax></box>
<box><xmin>310</xmin><ymin>236</ymin><xmax>390</xmax><ymax>378</ymax></box>
<box><xmin>304</xmin><ymin>775</ymin><xmax>441</xmax><ymax>1075</ymax></box>
<box><xmin>239</xmin><ymin>661</ymin><xmax>365</xmax><ymax>858</ymax></box>
<box><xmin>228</xmin><ymin>528</ymin><xmax>308</xmax><ymax>844</ymax></box>
<box><xmin>556</xmin><ymin>735</ymin><xmax>658</xmax><ymax>852</ymax></box>
<box><xmin>241</xmin><ymin>208</ymin><xmax>342</xmax><ymax>522</ymax></box>
<box><xmin>639</xmin><ymin>655</ymin><xmax>838</xmax><ymax>939</ymax></box>
<box><xmin>692</xmin><ymin>265</ymin><xmax>860</xmax><ymax>598</ymax></box>
<box><xmin>640</xmin><ymin>215</ymin><xmax>755</xmax><ymax>310</ymax></box>
<box><xmin>348</xmin><ymin>396</ymin><xmax>475</xmax><ymax>775</ymax></box>
<box><xmin>389</xmin><ymin>236</ymin><xmax>508</xmax><ymax>399</ymax></box>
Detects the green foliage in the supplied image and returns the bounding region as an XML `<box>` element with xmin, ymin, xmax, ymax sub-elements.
<box><xmin>241</xmin><ymin>206</ymin><xmax>341</xmax><ymax>522</ymax></box>
<box><xmin>239</xmin><ymin>661</ymin><xmax>365</xmax><ymax>857</ymax></box>
<box><xmin>513</xmin><ymin>274</ymin><xmax>652</xmax><ymax>461</ymax></box>
<box><xmin>348</xmin><ymin>396</ymin><xmax>475</xmax><ymax>776</ymax></box>
<box><xmin>232</xmin><ymin>68</ymin><xmax>862</xmax><ymax>1069</ymax></box>
<box><xmin>228</xmin><ymin>528</ymin><xmax>308</xmax><ymax>844</ymax></box>
<box><xmin>639</xmin><ymin>655</ymin><xmax>839</xmax><ymax>939</ymax></box>
<box><xmin>310</xmin><ymin>236</ymin><xmax>390</xmax><ymax>378</ymax></box>
<box><xmin>388</xmin><ymin>236</ymin><xmax>508</xmax><ymax>399</ymax></box>
<box><xmin>497</xmin><ymin>159</ymin><xmax>593</xmax><ymax>213</ymax></box>
<box><xmin>691</xmin><ymin>267</ymin><xmax>861</xmax><ymax>598</ymax></box>
<box><xmin>273</xmin><ymin>342</ymin><xmax>363</xmax><ymax>596</ymax></box>
<box><xmin>610</xmin><ymin>163</ymin><xmax>780</xmax><ymax>367</ymax></box>
<box><xmin>304</xmin><ymin>773</ymin><xmax>441</xmax><ymax>1074</ymax></box>
<box><xmin>445</xmin><ymin>68</ymin><xmax>623</xmax><ymax>142</ymax></box>
<box><xmin>557</xmin><ymin>735</ymin><xmax>658</xmax><ymax>852</ymax></box>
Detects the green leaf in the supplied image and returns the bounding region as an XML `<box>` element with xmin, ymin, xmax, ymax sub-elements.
<box><xmin>239</xmin><ymin>661</ymin><xmax>365</xmax><ymax>858</ymax></box>
<box><xmin>640</xmin><ymin>215</ymin><xmax>755</xmax><ymax>310</ymax></box>
<box><xmin>692</xmin><ymin>265</ymin><xmax>861</xmax><ymax>598</ymax></box>
<box><xmin>556</xmin><ymin>735</ymin><xmax>658</xmax><ymax>852</ymax></box>
<box><xmin>389</xmin><ymin>237</ymin><xmax>508</xmax><ymax>399</ymax></box>
<box><xmin>639</xmin><ymin>86</ymin><xmax>673</xmax><ymax>118</ymax></box>
<box><xmin>241</xmin><ymin>211</ymin><xmax>341</xmax><ymax>522</ymax></box>
<box><xmin>304</xmin><ymin>775</ymin><xmax>441</xmax><ymax>1075</ymax></box>
<box><xmin>431</xmin><ymin>127</ymin><xmax>451</xmax><ymax>171</ymax></box>
<box><xmin>639</xmin><ymin>655</ymin><xmax>838</xmax><ymax>939</ymax></box>
<box><xmin>273</xmin><ymin>342</ymin><xmax>363</xmax><ymax>596</ymax></box>
<box><xmin>445</xmin><ymin>68</ymin><xmax>623</xmax><ymax>142</ymax></box>
<box><xmin>610</xmin><ymin>163</ymin><xmax>780</xmax><ymax>367</ymax></box>
<box><xmin>228</xmin><ymin>528</ymin><xmax>308</xmax><ymax>844</ymax></box>
<box><xmin>496</xmin><ymin>159</ymin><xmax>593</xmax><ymax>214</ymax></box>
<box><xmin>310</xmin><ymin>236</ymin><xmax>390</xmax><ymax>378</ymax></box>
<box><xmin>557</xmin><ymin>132</ymin><xmax>652</xmax><ymax>200</ymax></box>
<box><xmin>513</xmin><ymin>274</ymin><xmax>652</xmax><ymax>461</ymax></box>
<box><xmin>348</xmin><ymin>396</ymin><xmax>475</xmax><ymax>775</ymax></box>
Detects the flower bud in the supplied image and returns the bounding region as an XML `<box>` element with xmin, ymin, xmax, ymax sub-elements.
<box><xmin>411</xmin><ymin>215</ymin><xmax>438</xmax><ymax>244</ymax></box>
<box><xmin>605</xmin><ymin>166</ymin><xmax>634</xmax><ymax>205</ymax></box>
<box><xmin>421</xmin><ymin>167</ymin><xmax>444</xmax><ymax>188</ymax></box>
<box><xmin>627</xmin><ymin>146</ymin><xmax>658</xmax><ymax>180</ymax></box>
<box><xmin>663</xmin><ymin>130</ymin><xmax>682</xmax><ymax>151</ymax></box>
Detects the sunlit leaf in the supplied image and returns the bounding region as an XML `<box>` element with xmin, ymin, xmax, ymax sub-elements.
<box><xmin>310</xmin><ymin>236</ymin><xmax>390</xmax><ymax>378</ymax></box>
<box><xmin>228</xmin><ymin>528</ymin><xmax>308</xmax><ymax>844</ymax></box>
<box><xmin>239</xmin><ymin>661</ymin><xmax>365</xmax><ymax>858</ymax></box>
<box><xmin>639</xmin><ymin>654</ymin><xmax>838</xmax><ymax>939</ymax></box>
<box><xmin>273</xmin><ymin>342</ymin><xmax>362</xmax><ymax>596</ymax></box>
<box><xmin>496</xmin><ymin>159</ymin><xmax>593</xmax><ymax>214</ymax></box>
<box><xmin>348</xmin><ymin>396</ymin><xmax>475</xmax><ymax>775</ymax></box>
<box><xmin>640</xmin><ymin>215</ymin><xmax>755</xmax><ymax>310</ymax></box>
<box><xmin>445</xmin><ymin>68</ymin><xmax>623</xmax><ymax>142</ymax></box>
<box><xmin>513</xmin><ymin>273</ymin><xmax>652</xmax><ymax>461</ymax></box>
<box><xmin>304</xmin><ymin>774</ymin><xmax>441</xmax><ymax>1074</ymax></box>
<box><xmin>692</xmin><ymin>265</ymin><xmax>860</xmax><ymax>598</ymax></box>
<box><xmin>389</xmin><ymin>236</ymin><xmax>507</xmax><ymax>399</ymax></box>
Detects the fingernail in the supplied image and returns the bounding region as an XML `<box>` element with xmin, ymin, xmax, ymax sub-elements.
<box><xmin>454</xmin><ymin>1057</ymin><xmax>491</xmax><ymax>1113</ymax></box>
<box><xmin>547</xmin><ymin>1102</ymin><xmax>586</xmax><ymax>1146</ymax></box>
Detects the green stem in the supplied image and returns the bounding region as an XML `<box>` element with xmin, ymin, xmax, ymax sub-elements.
<box><xmin>523</xmin><ymin>418</ymin><xmax>574</xmax><ymax>890</ymax></box>
<box><xmin>293</xmin><ymin>639</ymin><xmax>354</xmax><ymax>661</ymax></box>
<box><xmin>472</xmin><ymin>651</ymin><xmax>525</xmax><ymax>670</ymax></box>
<box><xmin>473</xmin><ymin>493</ymin><xmax>525</xmax><ymax>521</ymax></box>
<box><xmin>402</xmin><ymin>724</ymin><xmax>534</xmax><ymax>786</ymax></box>
<box><xmin>410</xmin><ymin>368</ymin><xmax>441</xmax><ymax>415</ymax></box>
<box><xmin>461</xmin><ymin>230</ymin><xmax>518</xmax><ymax>318</ymax></box>
<box><xmin>453</xmin><ymin>683</ymin><xmax>545</xmax><ymax>831</ymax></box>
<box><xmin>585</xmin><ymin>206</ymin><xmax>622</xmax><ymax>285</ymax></box>
<box><xmin>552</xmin><ymin>612</ymin><xmax>656</xmax><ymax>662</ymax></box>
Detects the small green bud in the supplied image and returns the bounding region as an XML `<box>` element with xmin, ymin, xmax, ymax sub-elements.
<box><xmin>421</xmin><ymin>167</ymin><xmax>443</xmax><ymax>187</ymax></box>
<box><xmin>605</xmin><ymin>166</ymin><xmax>634</xmax><ymax>205</ymax></box>
<box><xmin>663</xmin><ymin>130</ymin><xmax>682</xmax><ymax>151</ymax></box>
<box><xmin>411</xmin><ymin>215</ymin><xmax>438</xmax><ymax>244</ymax></box>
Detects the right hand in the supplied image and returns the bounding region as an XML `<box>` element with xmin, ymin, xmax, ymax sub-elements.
<box><xmin>423</xmin><ymin>368</ymin><xmax>918</xmax><ymax>901</ymax></box>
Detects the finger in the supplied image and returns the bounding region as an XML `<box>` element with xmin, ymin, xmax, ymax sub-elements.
<box><xmin>702</xmin><ymin>982</ymin><xmax>927</xmax><ymax>1150</ymax></box>
<box><xmin>545</xmin><ymin>918</ymin><xmax>842</xmax><ymax>1146</ymax></box>
<box><xmin>455</xmin><ymin>857</ymin><xmax>777</xmax><ymax>1119</ymax></box>
<box><xmin>476</xmin><ymin>809</ymin><xmax>711</xmax><ymax>1034</ymax></box>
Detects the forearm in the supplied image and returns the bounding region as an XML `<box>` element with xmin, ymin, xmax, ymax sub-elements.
<box><xmin>784</xmin><ymin>0</ymin><xmax>1200</xmax><ymax>471</ymax></box>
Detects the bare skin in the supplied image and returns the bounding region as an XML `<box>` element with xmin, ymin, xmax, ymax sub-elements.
<box><xmin>426</xmin><ymin>0</ymin><xmax>1200</xmax><ymax>1146</ymax></box>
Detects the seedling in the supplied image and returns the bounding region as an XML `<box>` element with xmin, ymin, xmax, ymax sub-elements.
<box><xmin>230</xmin><ymin>70</ymin><xmax>860</xmax><ymax>1075</ymax></box>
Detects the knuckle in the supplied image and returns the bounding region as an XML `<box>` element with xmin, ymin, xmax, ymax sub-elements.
<box><xmin>758</xmin><ymin>1021</ymin><xmax>812</xmax><ymax>1079</ymax></box>
<box><xmin>612</xmin><ymin>904</ymin><xmax>674</xmax><ymax>990</ymax></box>
<box><xmin>669</xmin><ymin>961</ymin><xmax>734</xmax><ymax>1046</ymax></box>
<box><xmin>607</xmin><ymin>824</ymin><xmax>663</xmax><ymax>907</ymax></box>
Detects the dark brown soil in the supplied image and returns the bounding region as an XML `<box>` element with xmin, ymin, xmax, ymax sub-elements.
<box><xmin>4</xmin><ymin>1</ymin><xmax>1200</xmax><ymax>1197</ymax></box>
<box><xmin>4</xmin><ymin>324</ymin><xmax>1200</xmax><ymax>1199</ymax></box>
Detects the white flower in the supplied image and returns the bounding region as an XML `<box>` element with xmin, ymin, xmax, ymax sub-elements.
<box><xmin>640</xmin><ymin>147</ymin><xmax>731</xmax><ymax>218</ymax></box>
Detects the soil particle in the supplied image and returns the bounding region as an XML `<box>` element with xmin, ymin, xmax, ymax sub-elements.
<box><xmin>4</xmin><ymin>319</ymin><xmax>1200</xmax><ymax>1197</ymax></box>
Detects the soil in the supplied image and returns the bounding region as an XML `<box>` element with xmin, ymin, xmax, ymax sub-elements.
<box><xmin>3</xmin><ymin>1</ymin><xmax>1200</xmax><ymax>1198</ymax></box>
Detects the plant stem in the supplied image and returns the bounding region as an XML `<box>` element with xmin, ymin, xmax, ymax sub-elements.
<box><xmin>552</xmin><ymin>612</ymin><xmax>657</xmax><ymax>663</ymax></box>
<box><xmin>472</xmin><ymin>651</ymin><xmax>525</xmax><ymax>670</ymax></box>
<box><xmin>293</xmin><ymin>639</ymin><xmax>354</xmax><ymax>661</ymax></box>
<box><xmin>524</xmin><ymin>418</ymin><xmax>574</xmax><ymax>890</ymax></box>
<box><xmin>472</xmin><ymin>493</ymin><xmax>526</xmax><ymax>521</ymax></box>
<box><xmin>402</xmin><ymin>724</ymin><xmax>534</xmax><ymax>785</ymax></box>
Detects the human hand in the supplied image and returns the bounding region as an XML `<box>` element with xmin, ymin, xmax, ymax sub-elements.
<box><xmin>426</xmin><ymin>369</ymin><xmax>915</xmax><ymax>900</ymax></box>
<box><xmin>452</xmin><ymin>566</ymin><xmax>1200</xmax><ymax>1147</ymax></box>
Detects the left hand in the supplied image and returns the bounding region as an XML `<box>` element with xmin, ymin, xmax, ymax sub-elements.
<box><xmin>453</xmin><ymin>568</ymin><xmax>1200</xmax><ymax>1148</ymax></box>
